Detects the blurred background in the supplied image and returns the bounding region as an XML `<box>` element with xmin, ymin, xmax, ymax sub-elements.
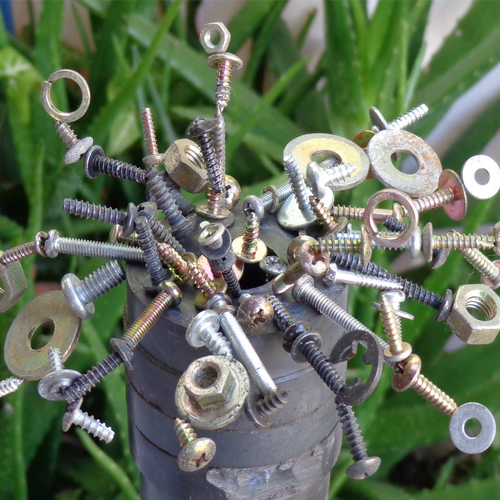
<box><xmin>1</xmin><ymin>1</ymin><xmax>500</xmax><ymax>499</ymax></box>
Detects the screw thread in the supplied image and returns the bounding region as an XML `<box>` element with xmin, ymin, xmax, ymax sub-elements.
<box><xmin>48</xmin><ymin>347</ymin><xmax>64</xmax><ymax>372</ymax></box>
<box><xmin>336</xmin><ymin>402</ymin><xmax>368</xmax><ymax>461</ymax></box>
<box><xmin>320</xmin><ymin>157</ymin><xmax>339</xmax><ymax>169</ymax></box>
<box><xmin>301</xmin><ymin>341</ymin><xmax>345</xmax><ymax>394</ymax></box>
<box><xmin>256</xmin><ymin>388</ymin><xmax>290</xmax><ymax>417</ymax></box>
<box><xmin>55</xmin><ymin>121</ymin><xmax>78</xmax><ymax>148</ymax></box>
<box><xmin>141</xmin><ymin>108</ymin><xmax>159</xmax><ymax>156</ymax></box>
<box><xmin>73</xmin><ymin>410</ymin><xmax>115</xmax><ymax>443</ymax></box>
<box><xmin>187</xmin><ymin>261</ymin><xmax>216</xmax><ymax>298</ymax></box>
<box><xmin>259</xmin><ymin>182</ymin><xmax>293</xmax><ymax>212</ymax></box>
<box><xmin>413</xmin><ymin>188</ymin><xmax>455</xmax><ymax>213</ymax></box>
<box><xmin>315</xmin><ymin>237</ymin><xmax>361</xmax><ymax>255</ymax></box>
<box><xmin>0</xmin><ymin>241</ymin><xmax>37</xmax><ymax>264</ymax></box>
<box><xmin>329</xmin><ymin>253</ymin><xmax>389</xmax><ymax>278</ymax></box>
<box><xmin>325</xmin><ymin>163</ymin><xmax>357</xmax><ymax>184</ymax></box>
<box><xmin>148</xmin><ymin>218</ymin><xmax>185</xmax><ymax>254</ymax></box>
<box><xmin>331</xmin><ymin>205</ymin><xmax>365</xmax><ymax>221</ymax></box>
<box><xmin>198</xmin><ymin>133</ymin><xmax>224</xmax><ymax>193</ymax></box>
<box><xmin>157</xmin><ymin>243</ymin><xmax>189</xmax><ymax>278</ymax></box>
<box><xmin>221</xmin><ymin>268</ymin><xmax>241</xmax><ymax>298</ymax></box>
<box><xmin>150</xmin><ymin>172</ymin><xmax>195</xmax><ymax>216</ymax></box>
<box><xmin>213</xmin><ymin>109</ymin><xmax>226</xmax><ymax>179</ymax></box>
<box><xmin>0</xmin><ymin>377</ymin><xmax>23</xmax><ymax>397</ymax></box>
<box><xmin>63</xmin><ymin>199</ymin><xmax>126</xmax><ymax>226</ymax></box>
<box><xmin>219</xmin><ymin>310</ymin><xmax>277</xmax><ymax>395</ymax></box>
<box><xmin>433</xmin><ymin>233</ymin><xmax>494</xmax><ymax>251</ymax></box>
<box><xmin>379</xmin><ymin>295</ymin><xmax>403</xmax><ymax>354</ymax></box>
<box><xmin>57</xmin><ymin>237</ymin><xmax>145</xmax><ymax>262</ymax></box>
<box><xmin>411</xmin><ymin>373</ymin><xmax>457</xmax><ymax>416</ymax></box>
<box><xmin>206</xmin><ymin>187</ymin><xmax>225</xmax><ymax>215</ymax></box>
<box><xmin>284</xmin><ymin>155</ymin><xmax>311</xmax><ymax>211</ymax></box>
<box><xmin>266</xmin><ymin>294</ymin><xmax>295</xmax><ymax>331</ymax></box>
<box><xmin>387</xmin><ymin>104</ymin><xmax>429</xmax><ymax>130</ymax></box>
<box><xmin>383</xmin><ymin>216</ymin><xmax>407</xmax><ymax>232</ymax></box>
<box><xmin>396</xmin><ymin>277</ymin><xmax>443</xmax><ymax>310</ymax></box>
<box><xmin>340</xmin><ymin>270</ymin><xmax>403</xmax><ymax>291</ymax></box>
<box><xmin>78</xmin><ymin>260</ymin><xmax>125</xmax><ymax>304</ymax></box>
<box><xmin>135</xmin><ymin>216</ymin><xmax>165</xmax><ymax>287</ymax></box>
<box><xmin>215</xmin><ymin>59</ymin><xmax>233</xmax><ymax>107</ymax></box>
<box><xmin>203</xmin><ymin>328</ymin><xmax>234</xmax><ymax>357</ymax></box>
<box><xmin>92</xmin><ymin>155</ymin><xmax>146</xmax><ymax>183</ymax></box>
<box><xmin>242</xmin><ymin>212</ymin><xmax>260</xmax><ymax>258</ymax></box>
<box><xmin>310</xmin><ymin>196</ymin><xmax>337</xmax><ymax>232</ymax></box>
<box><xmin>460</xmin><ymin>248</ymin><xmax>499</xmax><ymax>281</ymax></box>
<box><xmin>175</xmin><ymin>418</ymin><xmax>196</xmax><ymax>447</ymax></box>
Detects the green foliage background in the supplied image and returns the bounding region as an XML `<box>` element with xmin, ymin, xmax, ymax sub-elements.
<box><xmin>1</xmin><ymin>0</ymin><xmax>500</xmax><ymax>498</ymax></box>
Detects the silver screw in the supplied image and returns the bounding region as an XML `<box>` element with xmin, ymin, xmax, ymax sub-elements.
<box><xmin>213</xmin><ymin>108</ymin><xmax>226</xmax><ymax>184</ymax></box>
<box><xmin>61</xmin><ymin>260</ymin><xmax>125</xmax><ymax>320</ymax></box>
<box><xmin>63</xmin><ymin>402</ymin><xmax>115</xmax><ymax>443</ymax></box>
<box><xmin>0</xmin><ymin>377</ymin><xmax>23</xmax><ymax>398</ymax></box>
<box><xmin>369</xmin><ymin>104</ymin><xmax>428</xmax><ymax>132</ymax></box>
<box><xmin>307</xmin><ymin>162</ymin><xmax>357</xmax><ymax>198</ymax></box>
<box><xmin>243</xmin><ymin>182</ymin><xmax>294</xmax><ymax>219</ymax></box>
<box><xmin>207</xmin><ymin>53</ymin><xmax>243</xmax><ymax>110</ymax></box>
<box><xmin>283</xmin><ymin>155</ymin><xmax>312</xmax><ymax>213</ymax></box>
<box><xmin>459</xmin><ymin>247</ymin><xmax>500</xmax><ymax>289</ymax></box>
<box><xmin>323</xmin><ymin>263</ymin><xmax>403</xmax><ymax>291</ymax></box>
<box><xmin>54</xmin><ymin>121</ymin><xmax>93</xmax><ymax>165</ymax></box>
<box><xmin>186</xmin><ymin>310</ymin><xmax>234</xmax><ymax>357</ymax></box>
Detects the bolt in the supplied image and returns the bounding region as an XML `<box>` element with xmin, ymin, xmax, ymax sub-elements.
<box><xmin>61</xmin><ymin>260</ymin><xmax>125</xmax><ymax>320</ymax></box>
<box><xmin>324</xmin><ymin>263</ymin><xmax>403</xmax><ymax>291</ymax></box>
<box><xmin>0</xmin><ymin>377</ymin><xmax>23</xmax><ymax>398</ymax></box>
<box><xmin>283</xmin><ymin>155</ymin><xmax>312</xmax><ymax>213</ymax></box>
<box><xmin>243</xmin><ymin>182</ymin><xmax>294</xmax><ymax>219</ymax></box>
<box><xmin>186</xmin><ymin>309</ymin><xmax>233</xmax><ymax>357</ymax></box>
<box><xmin>459</xmin><ymin>246</ymin><xmax>500</xmax><ymax>289</ymax></box>
<box><xmin>422</xmin><ymin>222</ymin><xmax>495</xmax><ymax>262</ymax></box>
<box><xmin>0</xmin><ymin>231</ymin><xmax>48</xmax><ymax>264</ymax></box>
<box><xmin>83</xmin><ymin>146</ymin><xmax>146</xmax><ymax>183</ymax></box>
<box><xmin>392</xmin><ymin>354</ymin><xmax>457</xmax><ymax>416</ymax></box>
<box><xmin>63</xmin><ymin>284</ymin><xmax>182</xmax><ymax>404</ymax></box>
<box><xmin>54</xmin><ymin>121</ymin><xmax>93</xmax><ymax>165</ymax></box>
<box><xmin>62</xmin><ymin>403</ymin><xmax>115</xmax><ymax>443</ymax></box>
<box><xmin>232</xmin><ymin>212</ymin><xmax>267</xmax><ymax>264</ymax></box>
<box><xmin>43</xmin><ymin>229</ymin><xmax>145</xmax><ymax>262</ymax></box>
<box><xmin>135</xmin><ymin>216</ymin><xmax>165</xmax><ymax>287</ymax></box>
<box><xmin>174</xmin><ymin>418</ymin><xmax>216</xmax><ymax>472</ymax></box>
<box><xmin>207</xmin><ymin>52</ymin><xmax>243</xmax><ymax>110</ymax></box>
<box><xmin>369</xmin><ymin>104</ymin><xmax>428</xmax><ymax>132</ymax></box>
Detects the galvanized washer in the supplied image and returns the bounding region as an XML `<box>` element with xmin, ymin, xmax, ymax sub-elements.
<box><xmin>450</xmin><ymin>402</ymin><xmax>496</xmax><ymax>454</ymax></box>
<box><xmin>363</xmin><ymin>189</ymin><xmax>419</xmax><ymax>248</ymax></box>
<box><xmin>283</xmin><ymin>134</ymin><xmax>369</xmax><ymax>190</ymax></box>
<box><xmin>40</xmin><ymin>69</ymin><xmax>91</xmax><ymax>123</ymax></box>
<box><xmin>461</xmin><ymin>155</ymin><xmax>500</xmax><ymax>200</ymax></box>
<box><xmin>368</xmin><ymin>129</ymin><xmax>442</xmax><ymax>197</ymax></box>
<box><xmin>4</xmin><ymin>291</ymin><xmax>82</xmax><ymax>381</ymax></box>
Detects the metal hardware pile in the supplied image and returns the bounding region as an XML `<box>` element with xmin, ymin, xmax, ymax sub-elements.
<box><xmin>1</xmin><ymin>21</ymin><xmax>500</xmax><ymax>484</ymax></box>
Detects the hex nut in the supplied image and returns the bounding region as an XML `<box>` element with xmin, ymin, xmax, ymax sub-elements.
<box><xmin>175</xmin><ymin>355</ymin><xmax>249</xmax><ymax>430</ymax></box>
<box><xmin>447</xmin><ymin>284</ymin><xmax>500</xmax><ymax>345</ymax></box>
<box><xmin>0</xmin><ymin>253</ymin><xmax>28</xmax><ymax>313</ymax></box>
<box><xmin>199</xmin><ymin>22</ymin><xmax>231</xmax><ymax>54</ymax></box>
<box><xmin>164</xmin><ymin>139</ymin><xmax>209</xmax><ymax>194</ymax></box>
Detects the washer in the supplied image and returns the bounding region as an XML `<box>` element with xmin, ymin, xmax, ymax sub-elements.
<box><xmin>461</xmin><ymin>155</ymin><xmax>500</xmax><ymax>200</ymax></box>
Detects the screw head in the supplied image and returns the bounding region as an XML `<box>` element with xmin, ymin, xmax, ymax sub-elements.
<box><xmin>436</xmin><ymin>288</ymin><xmax>454</xmax><ymax>322</ymax></box>
<box><xmin>421</xmin><ymin>222</ymin><xmax>434</xmax><ymax>262</ymax></box>
<box><xmin>186</xmin><ymin>310</ymin><xmax>220</xmax><ymax>348</ymax></box>
<box><xmin>61</xmin><ymin>273</ymin><xmax>95</xmax><ymax>320</ymax></box>
<box><xmin>178</xmin><ymin>437</ymin><xmax>217</xmax><ymax>472</ymax></box>
<box><xmin>186</xmin><ymin>118</ymin><xmax>216</xmax><ymax>138</ymax></box>
<box><xmin>345</xmin><ymin>456</ymin><xmax>381</xmax><ymax>479</ymax></box>
<box><xmin>224</xmin><ymin>175</ymin><xmax>241</xmax><ymax>210</ymax></box>
<box><xmin>206</xmin><ymin>52</ymin><xmax>243</xmax><ymax>71</ymax></box>
<box><xmin>83</xmin><ymin>145</ymin><xmax>104</xmax><ymax>179</ymax></box>
<box><xmin>122</xmin><ymin>203</ymin><xmax>139</xmax><ymax>239</ymax></box>
<box><xmin>243</xmin><ymin>195</ymin><xmax>265</xmax><ymax>220</ymax></box>
<box><xmin>392</xmin><ymin>353</ymin><xmax>422</xmax><ymax>392</ymax></box>
<box><xmin>64</xmin><ymin>137</ymin><xmax>94</xmax><ymax>165</ymax></box>
<box><xmin>38</xmin><ymin>368</ymin><xmax>81</xmax><ymax>401</ymax></box>
<box><xmin>291</xmin><ymin>331</ymin><xmax>322</xmax><ymax>363</ymax></box>
<box><xmin>369</xmin><ymin>106</ymin><xmax>388</xmax><ymax>131</ymax></box>
<box><xmin>439</xmin><ymin>169</ymin><xmax>468</xmax><ymax>221</ymax></box>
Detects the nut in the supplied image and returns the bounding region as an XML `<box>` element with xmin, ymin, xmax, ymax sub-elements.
<box><xmin>0</xmin><ymin>254</ymin><xmax>28</xmax><ymax>313</ymax></box>
<box><xmin>199</xmin><ymin>22</ymin><xmax>231</xmax><ymax>54</ymax></box>
<box><xmin>447</xmin><ymin>284</ymin><xmax>500</xmax><ymax>345</ymax></box>
<box><xmin>164</xmin><ymin>139</ymin><xmax>208</xmax><ymax>193</ymax></box>
<box><xmin>236</xmin><ymin>295</ymin><xmax>274</xmax><ymax>336</ymax></box>
<box><xmin>175</xmin><ymin>355</ymin><xmax>249</xmax><ymax>430</ymax></box>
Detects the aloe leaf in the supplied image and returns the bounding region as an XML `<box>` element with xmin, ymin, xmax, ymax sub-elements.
<box><xmin>297</xmin><ymin>7</ymin><xmax>318</xmax><ymax>51</ymax></box>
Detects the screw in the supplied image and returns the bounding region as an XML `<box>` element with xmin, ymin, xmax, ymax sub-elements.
<box><xmin>157</xmin><ymin>171</ymin><xmax>196</xmax><ymax>216</ymax></box>
<box><xmin>459</xmin><ymin>247</ymin><xmax>500</xmax><ymax>289</ymax></box>
<box><xmin>329</xmin><ymin>204</ymin><xmax>399</xmax><ymax>223</ymax></box>
<box><xmin>48</xmin><ymin>346</ymin><xmax>64</xmax><ymax>372</ymax></box>
<box><xmin>369</xmin><ymin>104</ymin><xmax>428</xmax><ymax>132</ymax></box>
<box><xmin>328</xmin><ymin>253</ymin><xmax>389</xmax><ymax>279</ymax></box>
<box><xmin>157</xmin><ymin>243</ymin><xmax>190</xmax><ymax>280</ymax></box>
<box><xmin>324</xmin><ymin>263</ymin><xmax>403</xmax><ymax>291</ymax></box>
<box><xmin>421</xmin><ymin>222</ymin><xmax>495</xmax><ymax>262</ymax></box>
<box><xmin>174</xmin><ymin>418</ymin><xmax>216</xmax><ymax>472</ymax></box>
<box><xmin>309</xmin><ymin>195</ymin><xmax>340</xmax><ymax>233</ymax></box>
<box><xmin>243</xmin><ymin>182</ymin><xmax>294</xmax><ymax>219</ymax></box>
<box><xmin>307</xmin><ymin>162</ymin><xmax>357</xmax><ymax>199</ymax></box>
<box><xmin>256</xmin><ymin>389</ymin><xmax>290</xmax><ymax>418</ymax></box>
<box><xmin>392</xmin><ymin>354</ymin><xmax>457</xmax><ymax>416</ymax></box>
<box><xmin>83</xmin><ymin>146</ymin><xmax>146</xmax><ymax>183</ymax></box>
<box><xmin>43</xmin><ymin>229</ymin><xmax>146</xmax><ymax>262</ymax></box>
<box><xmin>63</xmin><ymin>284</ymin><xmax>182</xmax><ymax>404</ymax></box>
<box><xmin>0</xmin><ymin>231</ymin><xmax>48</xmax><ymax>264</ymax></box>
<box><xmin>207</xmin><ymin>52</ymin><xmax>243</xmax><ymax>110</ymax></box>
<box><xmin>213</xmin><ymin>107</ymin><xmax>226</xmax><ymax>182</ymax></box>
<box><xmin>141</xmin><ymin>108</ymin><xmax>159</xmax><ymax>156</ymax></box>
<box><xmin>232</xmin><ymin>212</ymin><xmax>267</xmax><ymax>264</ymax></box>
<box><xmin>283</xmin><ymin>155</ymin><xmax>312</xmax><ymax>213</ymax></box>
<box><xmin>186</xmin><ymin>309</ymin><xmax>233</xmax><ymax>357</ymax></box>
<box><xmin>54</xmin><ymin>121</ymin><xmax>93</xmax><ymax>165</ymax></box>
<box><xmin>0</xmin><ymin>377</ymin><xmax>23</xmax><ymax>398</ymax></box>
<box><xmin>259</xmin><ymin>256</ymin><xmax>288</xmax><ymax>278</ymax></box>
<box><xmin>63</xmin><ymin>404</ymin><xmax>115</xmax><ymax>443</ymax></box>
<box><xmin>135</xmin><ymin>216</ymin><xmax>165</xmax><ymax>287</ymax></box>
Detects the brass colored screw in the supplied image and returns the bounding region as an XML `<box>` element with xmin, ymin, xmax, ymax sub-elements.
<box><xmin>141</xmin><ymin>108</ymin><xmax>159</xmax><ymax>156</ymax></box>
<box><xmin>232</xmin><ymin>212</ymin><xmax>268</xmax><ymax>264</ymax></box>
<box><xmin>0</xmin><ymin>232</ymin><xmax>49</xmax><ymax>264</ymax></box>
<box><xmin>310</xmin><ymin>195</ymin><xmax>338</xmax><ymax>233</ymax></box>
<box><xmin>157</xmin><ymin>243</ymin><xmax>190</xmax><ymax>280</ymax></box>
<box><xmin>459</xmin><ymin>246</ymin><xmax>500</xmax><ymax>289</ymax></box>
<box><xmin>174</xmin><ymin>418</ymin><xmax>216</xmax><ymax>472</ymax></box>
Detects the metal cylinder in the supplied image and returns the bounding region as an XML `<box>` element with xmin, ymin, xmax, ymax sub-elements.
<box><xmin>125</xmin><ymin>208</ymin><xmax>347</xmax><ymax>500</ymax></box>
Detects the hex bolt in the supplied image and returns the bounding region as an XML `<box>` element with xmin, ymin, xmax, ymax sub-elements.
<box><xmin>62</xmin><ymin>404</ymin><xmax>115</xmax><ymax>443</ymax></box>
<box><xmin>43</xmin><ymin>229</ymin><xmax>145</xmax><ymax>262</ymax></box>
<box><xmin>243</xmin><ymin>181</ymin><xmax>293</xmax><ymax>219</ymax></box>
<box><xmin>232</xmin><ymin>211</ymin><xmax>267</xmax><ymax>264</ymax></box>
<box><xmin>141</xmin><ymin>108</ymin><xmax>159</xmax><ymax>156</ymax></box>
<box><xmin>422</xmin><ymin>222</ymin><xmax>495</xmax><ymax>262</ymax></box>
<box><xmin>54</xmin><ymin>121</ymin><xmax>94</xmax><ymax>165</ymax></box>
<box><xmin>135</xmin><ymin>216</ymin><xmax>166</xmax><ymax>287</ymax></box>
<box><xmin>186</xmin><ymin>310</ymin><xmax>234</xmax><ymax>357</ymax></box>
<box><xmin>324</xmin><ymin>263</ymin><xmax>403</xmax><ymax>291</ymax></box>
<box><xmin>460</xmin><ymin>247</ymin><xmax>500</xmax><ymax>289</ymax></box>
<box><xmin>207</xmin><ymin>52</ymin><xmax>243</xmax><ymax>110</ymax></box>
<box><xmin>0</xmin><ymin>377</ymin><xmax>24</xmax><ymax>398</ymax></box>
<box><xmin>0</xmin><ymin>231</ymin><xmax>48</xmax><ymax>264</ymax></box>
<box><xmin>63</xmin><ymin>284</ymin><xmax>182</xmax><ymax>404</ymax></box>
<box><xmin>219</xmin><ymin>309</ymin><xmax>277</xmax><ymax>396</ymax></box>
<box><xmin>283</xmin><ymin>155</ymin><xmax>311</xmax><ymax>213</ymax></box>
<box><xmin>369</xmin><ymin>104</ymin><xmax>428</xmax><ymax>132</ymax></box>
<box><xmin>62</xmin><ymin>260</ymin><xmax>125</xmax><ymax>320</ymax></box>
<box><xmin>392</xmin><ymin>354</ymin><xmax>457</xmax><ymax>416</ymax></box>
<box><xmin>174</xmin><ymin>418</ymin><xmax>216</xmax><ymax>472</ymax></box>
<box><xmin>83</xmin><ymin>145</ymin><xmax>146</xmax><ymax>183</ymax></box>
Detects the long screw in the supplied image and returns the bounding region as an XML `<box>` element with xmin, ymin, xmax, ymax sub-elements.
<box><xmin>84</xmin><ymin>146</ymin><xmax>146</xmax><ymax>183</ymax></box>
<box><xmin>63</xmin><ymin>286</ymin><xmax>181</xmax><ymax>404</ymax></box>
<box><xmin>63</xmin><ymin>406</ymin><xmax>115</xmax><ymax>443</ymax></box>
<box><xmin>213</xmin><ymin>107</ymin><xmax>226</xmax><ymax>182</ymax></box>
<box><xmin>283</xmin><ymin>155</ymin><xmax>311</xmax><ymax>212</ymax></box>
<box><xmin>141</xmin><ymin>108</ymin><xmax>159</xmax><ymax>156</ymax></box>
<box><xmin>135</xmin><ymin>216</ymin><xmax>165</xmax><ymax>287</ymax></box>
<box><xmin>459</xmin><ymin>247</ymin><xmax>500</xmax><ymax>288</ymax></box>
<box><xmin>325</xmin><ymin>264</ymin><xmax>403</xmax><ymax>291</ymax></box>
<box><xmin>157</xmin><ymin>243</ymin><xmax>190</xmax><ymax>280</ymax></box>
<box><xmin>0</xmin><ymin>377</ymin><xmax>24</xmax><ymax>398</ymax></box>
<box><xmin>0</xmin><ymin>232</ymin><xmax>48</xmax><ymax>264</ymax></box>
<box><xmin>155</xmin><ymin>172</ymin><xmax>196</xmax><ymax>216</ymax></box>
<box><xmin>48</xmin><ymin>346</ymin><xmax>64</xmax><ymax>372</ymax></box>
<box><xmin>54</xmin><ymin>121</ymin><xmax>93</xmax><ymax>165</ymax></box>
<box><xmin>370</xmin><ymin>104</ymin><xmax>428</xmax><ymax>132</ymax></box>
<box><xmin>207</xmin><ymin>53</ymin><xmax>243</xmax><ymax>110</ymax></box>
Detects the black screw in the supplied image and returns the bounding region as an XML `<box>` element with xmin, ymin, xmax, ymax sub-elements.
<box><xmin>135</xmin><ymin>215</ymin><xmax>165</xmax><ymax>286</ymax></box>
<box><xmin>383</xmin><ymin>216</ymin><xmax>407</xmax><ymax>233</ymax></box>
<box><xmin>84</xmin><ymin>146</ymin><xmax>146</xmax><ymax>183</ymax></box>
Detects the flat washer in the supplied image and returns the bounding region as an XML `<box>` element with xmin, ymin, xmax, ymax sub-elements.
<box><xmin>461</xmin><ymin>155</ymin><xmax>500</xmax><ymax>200</ymax></box>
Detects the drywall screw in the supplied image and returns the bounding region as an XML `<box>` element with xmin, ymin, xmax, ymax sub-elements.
<box><xmin>283</xmin><ymin>155</ymin><xmax>312</xmax><ymax>213</ymax></box>
<box><xmin>310</xmin><ymin>195</ymin><xmax>339</xmax><ymax>233</ymax></box>
<box><xmin>175</xmin><ymin>418</ymin><xmax>216</xmax><ymax>472</ymax></box>
<box><xmin>141</xmin><ymin>108</ymin><xmax>159</xmax><ymax>156</ymax></box>
<box><xmin>54</xmin><ymin>121</ymin><xmax>94</xmax><ymax>165</ymax></box>
<box><xmin>0</xmin><ymin>377</ymin><xmax>24</xmax><ymax>398</ymax></box>
<box><xmin>421</xmin><ymin>222</ymin><xmax>495</xmax><ymax>262</ymax></box>
<box><xmin>207</xmin><ymin>52</ymin><xmax>243</xmax><ymax>109</ymax></box>
<box><xmin>392</xmin><ymin>354</ymin><xmax>457</xmax><ymax>416</ymax></box>
<box><xmin>383</xmin><ymin>216</ymin><xmax>407</xmax><ymax>233</ymax></box>
<box><xmin>135</xmin><ymin>216</ymin><xmax>165</xmax><ymax>287</ymax></box>
<box><xmin>243</xmin><ymin>181</ymin><xmax>293</xmax><ymax>218</ymax></box>
<box><xmin>219</xmin><ymin>309</ymin><xmax>277</xmax><ymax>396</ymax></box>
<box><xmin>43</xmin><ymin>229</ymin><xmax>145</xmax><ymax>262</ymax></box>
<box><xmin>186</xmin><ymin>310</ymin><xmax>233</xmax><ymax>357</ymax></box>
<box><xmin>84</xmin><ymin>146</ymin><xmax>146</xmax><ymax>183</ymax></box>
<box><xmin>336</xmin><ymin>399</ymin><xmax>381</xmax><ymax>479</ymax></box>
<box><xmin>0</xmin><ymin>231</ymin><xmax>48</xmax><ymax>264</ymax></box>
<box><xmin>323</xmin><ymin>263</ymin><xmax>403</xmax><ymax>291</ymax></box>
<box><xmin>63</xmin><ymin>284</ymin><xmax>182</xmax><ymax>404</ymax></box>
<box><xmin>61</xmin><ymin>260</ymin><xmax>125</xmax><ymax>320</ymax></box>
<box><xmin>369</xmin><ymin>104</ymin><xmax>428</xmax><ymax>132</ymax></box>
<box><xmin>459</xmin><ymin>247</ymin><xmax>500</xmax><ymax>289</ymax></box>
<box><xmin>62</xmin><ymin>403</ymin><xmax>115</xmax><ymax>443</ymax></box>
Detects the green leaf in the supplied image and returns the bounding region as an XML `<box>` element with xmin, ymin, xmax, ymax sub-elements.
<box><xmin>296</xmin><ymin>7</ymin><xmax>318</xmax><ymax>51</ymax></box>
<box><xmin>0</xmin><ymin>8</ymin><xmax>8</xmax><ymax>50</ymax></box>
